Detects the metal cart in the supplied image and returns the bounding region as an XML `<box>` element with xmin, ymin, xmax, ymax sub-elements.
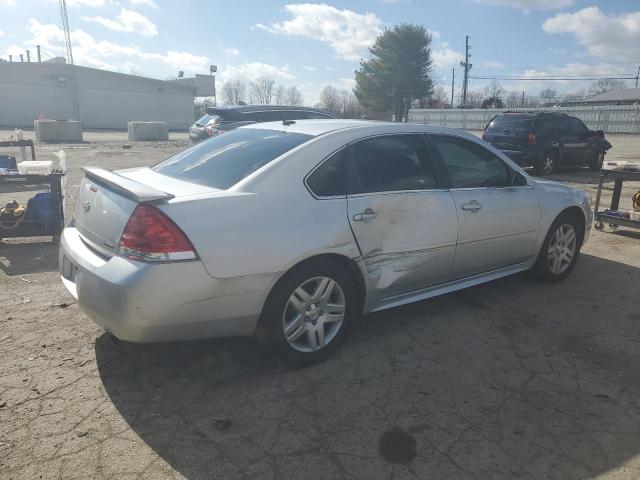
<box><xmin>593</xmin><ymin>168</ymin><xmax>640</xmax><ymax>231</ymax></box>
<box><xmin>0</xmin><ymin>139</ymin><xmax>65</xmax><ymax>243</ymax></box>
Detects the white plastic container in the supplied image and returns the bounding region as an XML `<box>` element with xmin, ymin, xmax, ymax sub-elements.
<box><xmin>631</xmin><ymin>210</ymin><xmax>640</xmax><ymax>222</ymax></box>
<box><xmin>17</xmin><ymin>161</ymin><xmax>53</xmax><ymax>175</ymax></box>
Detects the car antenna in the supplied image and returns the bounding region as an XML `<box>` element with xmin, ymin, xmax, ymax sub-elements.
<box><xmin>280</xmin><ymin>112</ymin><xmax>295</xmax><ymax>126</ymax></box>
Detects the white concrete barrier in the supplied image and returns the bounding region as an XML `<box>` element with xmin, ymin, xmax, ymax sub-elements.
<box><xmin>127</xmin><ymin>121</ymin><xmax>169</xmax><ymax>141</ymax></box>
<box><xmin>34</xmin><ymin>119</ymin><xmax>83</xmax><ymax>143</ymax></box>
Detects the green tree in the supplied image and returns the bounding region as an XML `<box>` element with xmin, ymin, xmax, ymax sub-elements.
<box><xmin>354</xmin><ymin>24</ymin><xmax>434</xmax><ymax>122</ymax></box>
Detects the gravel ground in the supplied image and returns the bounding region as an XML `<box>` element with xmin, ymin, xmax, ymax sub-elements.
<box><xmin>1</xmin><ymin>129</ymin><xmax>640</xmax><ymax>480</ymax></box>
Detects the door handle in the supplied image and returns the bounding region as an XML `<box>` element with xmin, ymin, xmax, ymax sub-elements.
<box><xmin>461</xmin><ymin>200</ymin><xmax>482</xmax><ymax>213</ymax></box>
<box><xmin>353</xmin><ymin>208</ymin><xmax>378</xmax><ymax>221</ymax></box>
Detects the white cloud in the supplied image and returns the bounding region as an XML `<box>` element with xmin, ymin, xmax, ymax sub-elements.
<box><xmin>255</xmin><ymin>3</ymin><xmax>382</xmax><ymax>61</ymax></box>
<box><xmin>475</xmin><ymin>0</ymin><xmax>574</xmax><ymax>13</ymax></box>
<box><xmin>303</xmin><ymin>65</ymin><xmax>316</xmax><ymax>71</ymax></box>
<box><xmin>83</xmin><ymin>8</ymin><xmax>158</xmax><ymax>36</ymax></box>
<box><xmin>220</xmin><ymin>62</ymin><xmax>295</xmax><ymax>83</ymax></box>
<box><xmin>224</xmin><ymin>47</ymin><xmax>240</xmax><ymax>56</ymax></box>
<box><xmin>0</xmin><ymin>0</ymin><xmax>16</xmax><ymax>5</ymax></box>
<box><xmin>483</xmin><ymin>61</ymin><xmax>505</xmax><ymax>69</ymax></box>
<box><xmin>0</xmin><ymin>30</ymin><xmax>5</xmax><ymax>38</ymax></box>
<box><xmin>543</xmin><ymin>7</ymin><xmax>640</xmax><ymax>62</ymax></box>
<box><xmin>65</xmin><ymin>0</ymin><xmax>107</xmax><ymax>6</ymax></box>
<box><xmin>432</xmin><ymin>46</ymin><xmax>463</xmax><ymax>69</ymax></box>
<box><xmin>129</xmin><ymin>0</ymin><xmax>156</xmax><ymax>6</ymax></box>
<box><xmin>14</xmin><ymin>19</ymin><xmax>209</xmax><ymax>73</ymax></box>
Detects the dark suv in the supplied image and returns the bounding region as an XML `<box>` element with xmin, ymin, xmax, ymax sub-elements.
<box><xmin>189</xmin><ymin>105</ymin><xmax>337</xmax><ymax>143</ymax></box>
<box><xmin>482</xmin><ymin>112</ymin><xmax>612</xmax><ymax>175</ymax></box>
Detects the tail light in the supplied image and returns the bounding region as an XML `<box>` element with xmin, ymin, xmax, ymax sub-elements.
<box><xmin>118</xmin><ymin>205</ymin><xmax>197</xmax><ymax>262</ymax></box>
<box><xmin>528</xmin><ymin>131</ymin><xmax>536</xmax><ymax>145</ymax></box>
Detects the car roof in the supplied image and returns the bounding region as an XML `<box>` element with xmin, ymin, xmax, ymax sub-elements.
<box><xmin>206</xmin><ymin>105</ymin><xmax>335</xmax><ymax>115</ymax></box>
<box><xmin>241</xmin><ymin>119</ymin><xmax>484</xmax><ymax>140</ymax></box>
<box><xmin>497</xmin><ymin>111</ymin><xmax>567</xmax><ymax>118</ymax></box>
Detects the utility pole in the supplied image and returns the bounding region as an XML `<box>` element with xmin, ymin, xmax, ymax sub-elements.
<box><xmin>459</xmin><ymin>35</ymin><xmax>472</xmax><ymax>106</ymax></box>
<box><xmin>451</xmin><ymin>68</ymin><xmax>455</xmax><ymax>108</ymax></box>
<box><xmin>37</xmin><ymin>45</ymin><xmax>41</xmax><ymax>63</ymax></box>
<box><xmin>636</xmin><ymin>65</ymin><xmax>640</xmax><ymax>88</ymax></box>
<box><xmin>20</xmin><ymin>54</ymin><xmax>24</xmax><ymax>63</ymax></box>
<box><xmin>59</xmin><ymin>0</ymin><xmax>74</xmax><ymax>65</ymax></box>
<box><xmin>521</xmin><ymin>91</ymin><xmax>525</xmax><ymax>108</ymax></box>
<box><xmin>26</xmin><ymin>50</ymin><xmax>31</xmax><ymax>62</ymax></box>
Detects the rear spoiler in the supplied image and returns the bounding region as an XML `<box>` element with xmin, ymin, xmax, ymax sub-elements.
<box><xmin>82</xmin><ymin>167</ymin><xmax>174</xmax><ymax>203</ymax></box>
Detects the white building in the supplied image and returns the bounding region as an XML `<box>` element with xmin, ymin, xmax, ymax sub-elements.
<box><xmin>0</xmin><ymin>59</ymin><xmax>215</xmax><ymax>130</ymax></box>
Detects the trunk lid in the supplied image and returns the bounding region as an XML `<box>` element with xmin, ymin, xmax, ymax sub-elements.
<box><xmin>73</xmin><ymin>167</ymin><xmax>215</xmax><ymax>258</ymax></box>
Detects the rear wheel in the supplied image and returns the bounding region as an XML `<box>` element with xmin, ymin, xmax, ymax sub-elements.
<box><xmin>534</xmin><ymin>151</ymin><xmax>556</xmax><ymax>176</ymax></box>
<box><xmin>533</xmin><ymin>212</ymin><xmax>582</xmax><ymax>282</ymax></box>
<box><xmin>589</xmin><ymin>149</ymin><xmax>605</xmax><ymax>171</ymax></box>
<box><xmin>256</xmin><ymin>259</ymin><xmax>356</xmax><ymax>366</ymax></box>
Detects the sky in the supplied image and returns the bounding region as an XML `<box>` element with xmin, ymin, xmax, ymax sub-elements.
<box><xmin>1</xmin><ymin>0</ymin><xmax>639</xmax><ymax>105</ymax></box>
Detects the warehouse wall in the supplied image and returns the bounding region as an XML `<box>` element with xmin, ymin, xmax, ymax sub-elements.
<box><xmin>0</xmin><ymin>62</ymin><xmax>197</xmax><ymax>130</ymax></box>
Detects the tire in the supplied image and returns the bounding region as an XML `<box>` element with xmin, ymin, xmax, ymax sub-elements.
<box><xmin>533</xmin><ymin>212</ymin><xmax>583</xmax><ymax>283</ymax></box>
<box><xmin>534</xmin><ymin>151</ymin><xmax>556</xmax><ymax>176</ymax></box>
<box><xmin>589</xmin><ymin>150</ymin><xmax>605</xmax><ymax>171</ymax></box>
<box><xmin>256</xmin><ymin>258</ymin><xmax>357</xmax><ymax>366</ymax></box>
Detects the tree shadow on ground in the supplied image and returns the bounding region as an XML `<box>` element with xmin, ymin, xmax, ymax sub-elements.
<box><xmin>96</xmin><ymin>254</ymin><xmax>640</xmax><ymax>480</ymax></box>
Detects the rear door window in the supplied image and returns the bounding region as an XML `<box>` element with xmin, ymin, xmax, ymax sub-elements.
<box><xmin>348</xmin><ymin>134</ymin><xmax>439</xmax><ymax>194</ymax></box>
<box><xmin>569</xmin><ymin>117</ymin><xmax>589</xmax><ymax>134</ymax></box>
<box><xmin>194</xmin><ymin>114</ymin><xmax>218</xmax><ymax>127</ymax></box>
<box><xmin>431</xmin><ymin>135</ymin><xmax>513</xmax><ymax>188</ymax></box>
<box><xmin>153</xmin><ymin>128</ymin><xmax>313</xmax><ymax>189</ymax></box>
<box><xmin>535</xmin><ymin>118</ymin><xmax>555</xmax><ymax>136</ymax></box>
<box><xmin>244</xmin><ymin>111</ymin><xmax>284</xmax><ymax>122</ymax></box>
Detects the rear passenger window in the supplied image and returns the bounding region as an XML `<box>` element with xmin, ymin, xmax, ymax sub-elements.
<box><xmin>349</xmin><ymin>135</ymin><xmax>438</xmax><ymax>194</ymax></box>
<box><xmin>306</xmin><ymin>149</ymin><xmax>347</xmax><ymax>197</ymax></box>
<box><xmin>431</xmin><ymin>135</ymin><xmax>512</xmax><ymax>188</ymax></box>
<box><xmin>307</xmin><ymin>112</ymin><xmax>334</xmax><ymax>119</ymax></box>
<box><xmin>244</xmin><ymin>111</ymin><xmax>283</xmax><ymax>122</ymax></box>
<box><xmin>284</xmin><ymin>111</ymin><xmax>310</xmax><ymax>120</ymax></box>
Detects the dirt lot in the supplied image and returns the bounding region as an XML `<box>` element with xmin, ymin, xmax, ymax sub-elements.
<box><xmin>1</xmin><ymin>129</ymin><xmax>640</xmax><ymax>480</ymax></box>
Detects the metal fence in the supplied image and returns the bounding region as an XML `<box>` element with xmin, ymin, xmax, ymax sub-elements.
<box><xmin>407</xmin><ymin>105</ymin><xmax>640</xmax><ymax>133</ymax></box>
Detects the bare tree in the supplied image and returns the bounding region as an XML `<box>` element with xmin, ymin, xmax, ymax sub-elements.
<box><xmin>588</xmin><ymin>79</ymin><xmax>626</xmax><ymax>96</ymax></box>
<box><xmin>465</xmin><ymin>91</ymin><xmax>484</xmax><ymax>108</ymax></box>
<box><xmin>429</xmin><ymin>86</ymin><xmax>448</xmax><ymax>108</ymax></box>
<box><xmin>341</xmin><ymin>91</ymin><xmax>362</xmax><ymax>118</ymax></box>
<box><xmin>285</xmin><ymin>86</ymin><xmax>304</xmax><ymax>106</ymax></box>
<box><xmin>539</xmin><ymin>88</ymin><xmax>557</xmax><ymax>105</ymax></box>
<box><xmin>319</xmin><ymin>86</ymin><xmax>343</xmax><ymax>115</ymax></box>
<box><xmin>249</xmin><ymin>77</ymin><xmax>276</xmax><ymax>104</ymax></box>
<box><xmin>483</xmin><ymin>80</ymin><xmax>505</xmax><ymax>101</ymax></box>
<box><xmin>220</xmin><ymin>79</ymin><xmax>246</xmax><ymax>105</ymax></box>
<box><xmin>561</xmin><ymin>88</ymin><xmax>587</xmax><ymax>105</ymax></box>
<box><xmin>273</xmin><ymin>85</ymin><xmax>287</xmax><ymax>105</ymax></box>
<box><xmin>504</xmin><ymin>91</ymin><xmax>520</xmax><ymax>108</ymax></box>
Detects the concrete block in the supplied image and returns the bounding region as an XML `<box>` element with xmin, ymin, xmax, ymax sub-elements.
<box><xmin>127</xmin><ymin>121</ymin><xmax>169</xmax><ymax>141</ymax></box>
<box><xmin>34</xmin><ymin>119</ymin><xmax>83</xmax><ymax>143</ymax></box>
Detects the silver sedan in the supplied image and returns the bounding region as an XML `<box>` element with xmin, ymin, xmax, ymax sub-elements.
<box><xmin>59</xmin><ymin>120</ymin><xmax>592</xmax><ymax>364</ymax></box>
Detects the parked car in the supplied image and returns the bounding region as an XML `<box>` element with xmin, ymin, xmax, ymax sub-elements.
<box><xmin>189</xmin><ymin>105</ymin><xmax>337</xmax><ymax>143</ymax></box>
<box><xmin>482</xmin><ymin>112</ymin><xmax>612</xmax><ymax>175</ymax></box>
<box><xmin>60</xmin><ymin>120</ymin><xmax>592</xmax><ymax>364</ymax></box>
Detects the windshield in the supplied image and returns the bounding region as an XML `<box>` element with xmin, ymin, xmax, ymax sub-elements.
<box><xmin>153</xmin><ymin>128</ymin><xmax>313</xmax><ymax>189</ymax></box>
<box><xmin>486</xmin><ymin>115</ymin><xmax>533</xmax><ymax>134</ymax></box>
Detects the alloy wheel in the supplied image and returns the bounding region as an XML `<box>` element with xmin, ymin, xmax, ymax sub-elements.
<box><xmin>282</xmin><ymin>276</ymin><xmax>346</xmax><ymax>352</ymax></box>
<box><xmin>547</xmin><ymin>224</ymin><xmax>577</xmax><ymax>274</ymax></box>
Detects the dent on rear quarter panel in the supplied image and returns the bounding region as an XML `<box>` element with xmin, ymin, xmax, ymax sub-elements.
<box><xmin>158</xmin><ymin>189</ymin><xmax>359</xmax><ymax>280</ymax></box>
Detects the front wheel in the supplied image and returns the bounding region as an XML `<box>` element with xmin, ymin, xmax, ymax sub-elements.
<box><xmin>533</xmin><ymin>212</ymin><xmax>582</xmax><ymax>282</ymax></box>
<box><xmin>256</xmin><ymin>259</ymin><xmax>356</xmax><ymax>366</ymax></box>
<box><xmin>534</xmin><ymin>151</ymin><xmax>556</xmax><ymax>176</ymax></box>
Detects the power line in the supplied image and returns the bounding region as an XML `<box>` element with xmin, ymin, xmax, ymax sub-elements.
<box><xmin>469</xmin><ymin>75</ymin><xmax>637</xmax><ymax>81</ymax></box>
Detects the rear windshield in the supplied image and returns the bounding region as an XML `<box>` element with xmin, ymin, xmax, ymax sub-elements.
<box><xmin>153</xmin><ymin>128</ymin><xmax>313</xmax><ymax>189</ymax></box>
<box><xmin>194</xmin><ymin>114</ymin><xmax>220</xmax><ymax>127</ymax></box>
<box><xmin>486</xmin><ymin>115</ymin><xmax>533</xmax><ymax>133</ymax></box>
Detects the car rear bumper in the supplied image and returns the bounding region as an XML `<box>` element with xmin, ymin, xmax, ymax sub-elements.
<box><xmin>59</xmin><ymin>226</ymin><xmax>273</xmax><ymax>342</ymax></box>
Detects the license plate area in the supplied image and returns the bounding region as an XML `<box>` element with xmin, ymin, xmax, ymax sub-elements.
<box><xmin>62</xmin><ymin>255</ymin><xmax>78</xmax><ymax>282</ymax></box>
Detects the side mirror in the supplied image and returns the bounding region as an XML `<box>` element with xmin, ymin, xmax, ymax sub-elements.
<box><xmin>594</xmin><ymin>130</ymin><xmax>605</xmax><ymax>138</ymax></box>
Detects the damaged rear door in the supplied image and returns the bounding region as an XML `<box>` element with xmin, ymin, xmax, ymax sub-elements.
<box><xmin>346</xmin><ymin>133</ymin><xmax>458</xmax><ymax>300</ymax></box>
